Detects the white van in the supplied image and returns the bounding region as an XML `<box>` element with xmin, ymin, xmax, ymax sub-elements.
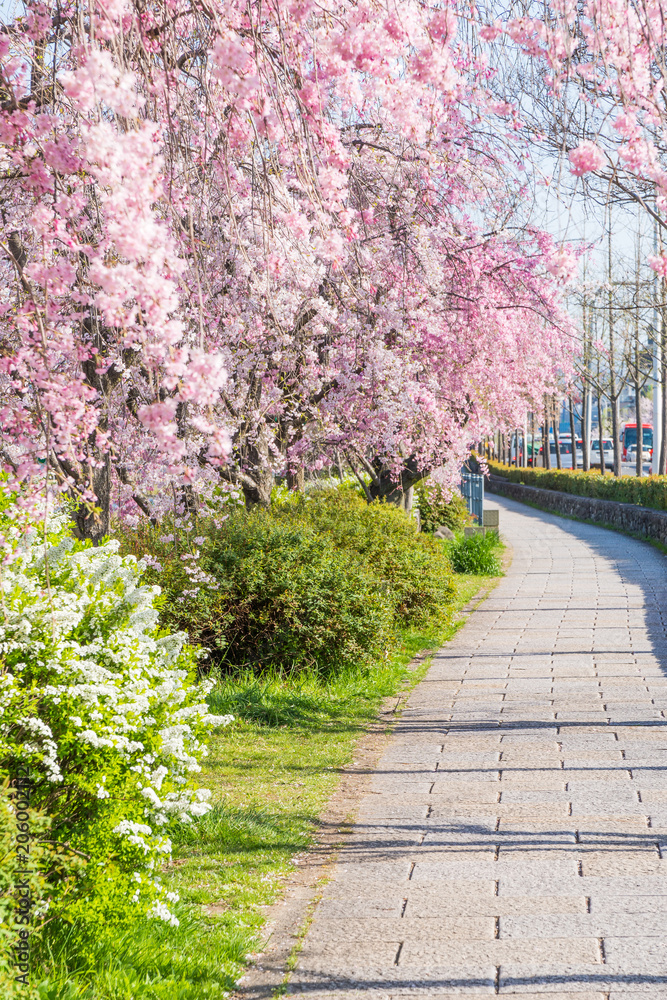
<box><xmin>591</xmin><ymin>438</ymin><xmax>614</xmax><ymax>469</ymax></box>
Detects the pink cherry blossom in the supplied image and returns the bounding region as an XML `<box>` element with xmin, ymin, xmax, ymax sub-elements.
<box><xmin>568</xmin><ymin>141</ymin><xmax>606</xmax><ymax>176</ymax></box>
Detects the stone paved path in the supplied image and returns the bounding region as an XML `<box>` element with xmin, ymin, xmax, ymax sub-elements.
<box><xmin>287</xmin><ymin>495</ymin><xmax>667</xmax><ymax>999</ymax></box>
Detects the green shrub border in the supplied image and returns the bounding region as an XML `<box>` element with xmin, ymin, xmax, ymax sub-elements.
<box><xmin>487</xmin><ymin>460</ymin><xmax>667</xmax><ymax>511</ymax></box>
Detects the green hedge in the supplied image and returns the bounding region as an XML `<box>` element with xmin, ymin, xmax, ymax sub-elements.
<box><xmin>488</xmin><ymin>461</ymin><xmax>667</xmax><ymax>510</ymax></box>
<box><xmin>128</xmin><ymin>490</ymin><xmax>454</xmax><ymax>675</ymax></box>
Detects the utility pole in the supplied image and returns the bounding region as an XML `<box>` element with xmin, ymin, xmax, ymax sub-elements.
<box><xmin>607</xmin><ymin>218</ymin><xmax>622</xmax><ymax>477</ymax></box>
<box><xmin>580</xmin><ymin>272</ymin><xmax>591</xmax><ymax>472</ymax></box>
<box><xmin>660</xmin><ymin>251</ymin><xmax>667</xmax><ymax>474</ymax></box>
<box><xmin>652</xmin><ymin>337</ymin><xmax>662</xmax><ymax>475</ymax></box>
<box><xmin>653</xmin><ymin>194</ymin><xmax>663</xmax><ymax>475</ymax></box>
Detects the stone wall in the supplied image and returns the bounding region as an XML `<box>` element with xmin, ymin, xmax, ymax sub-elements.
<box><xmin>487</xmin><ymin>474</ymin><xmax>667</xmax><ymax>547</ymax></box>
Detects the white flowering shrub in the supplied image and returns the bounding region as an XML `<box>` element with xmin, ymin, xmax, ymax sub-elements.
<box><xmin>0</xmin><ymin>512</ymin><xmax>232</xmax><ymax>932</ymax></box>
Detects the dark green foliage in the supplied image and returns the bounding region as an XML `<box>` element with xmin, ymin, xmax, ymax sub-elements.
<box><xmin>131</xmin><ymin>490</ymin><xmax>454</xmax><ymax>676</ymax></box>
<box><xmin>201</xmin><ymin>507</ymin><xmax>394</xmax><ymax>672</ymax></box>
<box><xmin>489</xmin><ymin>460</ymin><xmax>667</xmax><ymax>509</ymax></box>
<box><xmin>286</xmin><ymin>490</ymin><xmax>454</xmax><ymax>627</ymax></box>
<box><xmin>449</xmin><ymin>531</ymin><xmax>502</xmax><ymax>575</ymax></box>
<box><xmin>414</xmin><ymin>481</ymin><xmax>472</xmax><ymax>533</ymax></box>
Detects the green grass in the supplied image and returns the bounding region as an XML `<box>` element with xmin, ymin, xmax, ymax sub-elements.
<box><xmin>35</xmin><ymin>572</ymin><xmax>498</xmax><ymax>999</ymax></box>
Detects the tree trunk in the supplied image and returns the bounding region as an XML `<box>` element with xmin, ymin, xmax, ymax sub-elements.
<box><xmin>71</xmin><ymin>453</ymin><xmax>111</xmax><ymax>545</ymax></box>
<box><xmin>582</xmin><ymin>386</ymin><xmax>590</xmax><ymax>471</ymax></box>
<box><xmin>64</xmin><ymin>316</ymin><xmax>126</xmax><ymax>543</ymax></box>
<box><xmin>661</xmin><ymin>335</ymin><xmax>667</xmax><ymax>474</ymax></box>
<box><xmin>543</xmin><ymin>421</ymin><xmax>551</xmax><ymax>468</ymax></box>
<box><xmin>611</xmin><ymin>394</ymin><xmax>621</xmax><ymax>477</ymax></box>
<box><xmin>287</xmin><ymin>465</ymin><xmax>305</xmax><ymax>492</ymax></box>
<box><xmin>242</xmin><ymin>465</ymin><xmax>274</xmax><ymax>509</ymax></box>
<box><xmin>635</xmin><ymin>378</ymin><xmax>643</xmax><ymax>478</ymax></box>
<box><xmin>598</xmin><ymin>396</ymin><xmax>606</xmax><ymax>476</ymax></box>
<box><xmin>569</xmin><ymin>396</ymin><xmax>577</xmax><ymax>469</ymax></box>
<box><xmin>242</xmin><ymin>472</ymin><xmax>273</xmax><ymax>508</ymax></box>
<box><xmin>367</xmin><ymin>457</ymin><xmax>427</xmax><ymax>505</ymax></box>
<box><xmin>553</xmin><ymin>402</ymin><xmax>562</xmax><ymax>470</ymax></box>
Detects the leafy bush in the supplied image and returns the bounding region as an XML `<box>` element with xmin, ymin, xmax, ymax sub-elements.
<box><xmin>0</xmin><ymin>514</ymin><xmax>232</xmax><ymax>944</ymax></box>
<box><xmin>415</xmin><ymin>481</ymin><xmax>472</xmax><ymax>533</ymax></box>
<box><xmin>289</xmin><ymin>490</ymin><xmax>454</xmax><ymax>627</ymax></box>
<box><xmin>128</xmin><ymin>490</ymin><xmax>454</xmax><ymax>675</ymax></box>
<box><xmin>488</xmin><ymin>460</ymin><xmax>667</xmax><ymax>509</ymax></box>
<box><xmin>449</xmin><ymin>531</ymin><xmax>502</xmax><ymax>575</ymax></box>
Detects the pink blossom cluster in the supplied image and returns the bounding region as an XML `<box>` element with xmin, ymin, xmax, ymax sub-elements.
<box><xmin>568</xmin><ymin>141</ymin><xmax>606</xmax><ymax>176</ymax></box>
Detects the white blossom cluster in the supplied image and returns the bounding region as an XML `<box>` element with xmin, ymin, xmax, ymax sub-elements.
<box><xmin>0</xmin><ymin>515</ymin><xmax>232</xmax><ymax>926</ymax></box>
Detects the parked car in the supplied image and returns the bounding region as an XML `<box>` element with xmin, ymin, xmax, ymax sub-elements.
<box><xmin>557</xmin><ymin>434</ymin><xmax>583</xmax><ymax>469</ymax></box>
<box><xmin>591</xmin><ymin>438</ymin><xmax>614</xmax><ymax>469</ymax></box>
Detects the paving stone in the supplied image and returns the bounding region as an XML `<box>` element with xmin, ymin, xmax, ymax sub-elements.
<box><xmin>370</xmin><ymin>780</ymin><xmax>437</xmax><ymax>795</ymax></box>
<box><xmin>585</xmin><ymin>875</ymin><xmax>667</xmax><ymax>897</ymax></box>
<box><xmin>286</xmin><ymin>499</ymin><xmax>667</xmax><ymax>1000</ymax></box>
<box><xmin>316</xmin><ymin>898</ymin><xmax>407</xmax><ymax>918</ymax></box>
<box><xmin>398</xmin><ymin>940</ymin><xmax>601</xmax><ymax>967</ymax></box>
<box><xmin>580</xmin><ymin>853</ymin><xmax>663</xmax><ymax>877</ymax></box>
<box><xmin>399</xmin><ymin>896</ymin><xmax>587</xmax><ymax>917</ymax></box>
<box><xmin>500</xmin><ymin>912</ymin><xmax>667</xmax><ymax>937</ymax></box>
<box><xmin>496</xmin><ymin>877</ymin><xmax>588</xmax><ymax>897</ymax></box>
<box><xmin>589</xmin><ymin>894</ymin><xmax>667</xmax><ymax>914</ymax></box>
<box><xmin>498</xmin><ymin>790</ymin><xmax>571</xmax><ymax>804</ymax></box>
<box><xmin>497</xmin><ymin>775</ymin><xmax>567</xmax><ymax>791</ymax></box>
<box><xmin>497</xmin><ymin>994</ymin><xmax>605</xmax><ymax>999</ymax></box>
<box><xmin>563</xmin><ymin>771</ymin><xmax>633</xmax><ymax>784</ymax></box>
<box><xmin>428</xmin><ymin>784</ymin><xmax>501</xmax><ymax>802</ymax></box>
<box><xmin>432</xmin><ymin>770</ymin><xmax>502</xmax><ymax>783</ymax></box>
<box><xmin>306</xmin><ymin>917</ymin><xmax>496</xmax><ymax>941</ymax></box>
<box><xmin>603</xmin><ymin>936</ymin><xmax>667</xmax><ymax>972</ymax></box>
<box><xmin>569</xmin><ymin>801</ymin><xmax>647</xmax><ymax>817</ymax></box>
<box><xmin>497</xmin><ymin>969</ymin><xmax>614</xmax><ymax>992</ymax></box>
<box><xmin>292</xmin><ymin>966</ymin><xmax>498</xmax><ymax>991</ymax></box>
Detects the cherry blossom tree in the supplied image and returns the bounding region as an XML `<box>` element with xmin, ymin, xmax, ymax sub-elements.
<box><xmin>0</xmin><ymin>0</ymin><xmax>575</xmax><ymax>533</ymax></box>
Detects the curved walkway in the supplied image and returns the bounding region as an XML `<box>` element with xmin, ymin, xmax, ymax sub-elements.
<box><xmin>288</xmin><ymin>495</ymin><xmax>667</xmax><ymax>999</ymax></box>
